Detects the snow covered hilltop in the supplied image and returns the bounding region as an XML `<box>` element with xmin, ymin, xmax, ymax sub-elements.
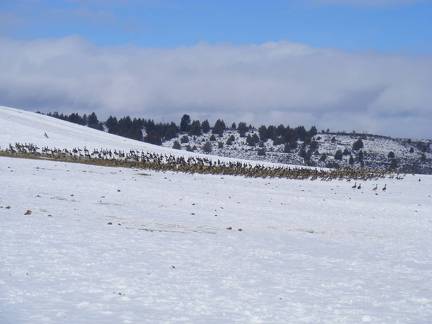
<box><xmin>39</xmin><ymin>109</ymin><xmax>432</xmax><ymax>174</ymax></box>
<box><xmin>1</xmin><ymin>105</ymin><xmax>432</xmax><ymax>323</ymax></box>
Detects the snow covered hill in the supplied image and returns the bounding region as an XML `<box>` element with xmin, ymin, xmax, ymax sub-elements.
<box><xmin>0</xmin><ymin>105</ymin><xmax>195</xmax><ymax>157</ymax></box>
<box><xmin>1</xmin><ymin>105</ymin><xmax>432</xmax><ymax>323</ymax></box>
<box><xmin>162</xmin><ymin>129</ymin><xmax>432</xmax><ymax>174</ymax></box>
<box><xmin>0</xmin><ymin>106</ymin><xmax>284</xmax><ymax>168</ymax></box>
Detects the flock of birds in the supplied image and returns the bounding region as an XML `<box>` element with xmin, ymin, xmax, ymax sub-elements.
<box><xmin>351</xmin><ymin>182</ymin><xmax>387</xmax><ymax>191</ymax></box>
<box><xmin>1</xmin><ymin>142</ymin><xmax>400</xmax><ymax>181</ymax></box>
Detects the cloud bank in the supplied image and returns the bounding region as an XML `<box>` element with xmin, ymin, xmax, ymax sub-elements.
<box><xmin>0</xmin><ymin>37</ymin><xmax>431</xmax><ymax>138</ymax></box>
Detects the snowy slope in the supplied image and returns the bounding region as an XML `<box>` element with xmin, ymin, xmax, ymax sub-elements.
<box><xmin>1</xmin><ymin>105</ymin><xmax>432</xmax><ymax>323</ymax></box>
<box><xmin>1</xmin><ymin>157</ymin><xmax>432</xmax><ymax>323</ymax></box>
<box><xmin>0</xmin><ymin>105</ymin><xmax>197</xmax><ymax>157</ymax></box>
<box><xmin>0</xmin><ymin>106</ymin><xmax>291</xmax><ymax>168</ymax></box>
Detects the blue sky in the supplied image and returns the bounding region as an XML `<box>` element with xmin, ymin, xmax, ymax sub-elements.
<box><xmin>1</xmin><ymin>0</ymin><xmax>432</xmax><ymax>53</ymax></box>
<box><xmin>1</xmin><ymin>0</ymin><xmax>432</xmax><ymax>137</ymax></box>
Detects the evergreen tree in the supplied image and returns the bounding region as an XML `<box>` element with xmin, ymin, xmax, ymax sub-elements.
<box><xmin>201</xmin><ymin>120</ymin><xmax>210</xmax><ymax>133</ymax></box>
<box><xmin>352</xmin><ymin>138</ymin><xmax>364</xmax><ymax>151</ymax></box>
<box><xmin>180</xmin><ymin>114</ymin><xmax>191</xmax><ymax>132</ymax></box>
<box><xmin>258</xmin><ymin>126</ymin><xmax>268</xmax><ymax>142</ymax></box>
<box><xmin>276</xmin><ymin>124</ymin><xmax>285</xmax><ymax>137</ymax></box>
<box><xmin>164</xmin><ymin>122</ymin><xmax>179</xmax><ymax>141</ymax></box>
<box><xmin>267</xmin><ymin>125</ymin><xmax>277</xmax><ymax>141</ymax></box>
<box><xmin>295</xmin><ymin>126</ymin><xmax>307</xmax><ymax>141</ymax></box>
<box><xmin>212</xmin><ymin>119</ymin><xmax>226</xmax><ymax>136</ymax></box>
<box><xmin>226</xmin><ymin>135</ymin><xmax>235</xmax><ymax>145</ymax></box>
<box><xmin>273</xmin><ymin>136</ymin><xmax>285</xmax><ymax>145</ymax></box>
<box><xmin>172</xmin><ymin>141</ymin><xmax>181</xmax><ymax>150</ymax></box>
<box><xmin>105</xmin><ymin>116</ymin><xmax>118</xmax><ymax>134</ymax></box>
<box><xmin>87</xmin><ymin>112</ymin><xmax>103</xmax><ymax>130</ymax></box>
<box><xmin>310</xmin><ymin>140</ymin><xmax>319</xmax><ymax>152</ymax></box>
<box><xmin>299</xmin><ymin>146</ymin><xmax>307</xmax><ymax>159</ymax></box>
<box><xmin>202</xmin><ymin>141</ymin><xmax>212</xmax><ymax>153</ymax></box>
<box><xmin>309</xmin><ymin>126</ymin><xmax>318</xmax><ymax>137</ymax></box>
<box><xmin>189</xmin><ymin>120</ymin><xmax>202</xmax><ymax>136</ymax></box>
<box><xmin>237</xmin><ymin>122</ymin><xmax>248</xmax><ymax>137</ymax></box>
<box><xmin>288</xmin><ymin>138</ymin><xmax>298</xmax><ymax>150</ymax></box>
<box><xmin>334</xmin><ymin>149</ymin><xmax>343</xmax><ymax>160</ymax></box>
<box><xmin>246</xmin><ymin>134</ymin><xmax>255</xmax><ymax>146</ymax></box>
<box><xmin>231</xmin><ymin>122</ymin><xmax>237</xmax><ymax>130</ymax></box>
<box><xmin>180</xmin><ymin>135</ymin><xmax>189</xmax><ymax>144</ymax></box>
<box><xmin>358</xmin><ymin>150</ymin><xmax>364</xmax><ymax>166</ymax></box>
<box><xmin>388</xmin><ymin>151</ymin><xmax>395</xmax><ymax>159</ymax></box>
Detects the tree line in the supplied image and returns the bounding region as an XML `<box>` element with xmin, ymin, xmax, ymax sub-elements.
<box><xmin>43</xmin><ymin>112</ymin><xmax>319</xmax><ymax>148</ymax></box>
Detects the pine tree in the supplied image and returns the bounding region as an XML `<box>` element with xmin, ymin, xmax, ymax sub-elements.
<box><xmin>164</xmin><ymin>122</ymin><xmax>179</xmax><ymax>140</ymax></box>
<box><xmin>212</xmin><ymin>119</ymin><xmax>226</xmax><ymax>137</ymax></box>
<box><xmin>310</xmin><ymin>140</ymin><xmax>319</xmax><ymax>152</ymax></box>
<box><xmin>246</xmin><ymin>134</ymin><xmax>255</xmax><ymax>146</ymax></box>
<box><xmin>309</xmin><ymin>126</ymin><xmax>318</xmax><ymax>137</ymax></box>
<box><xmin>202</xmin><ymin>141</ymin><xmax>212</xmax><ymax>153</ymax></box>
<box><xmin>334</xmin><ymin>149</ymin><xmax>343</xmax><ymax>160</ymax></box>
<box><xmin>201</xmin><ymin>120</ymin><xmax>210</xmax><ymax>133</ymax></box>
<box><xmin>189</xmin><ymin>120</ymin><xmax>202</xmax><ymax>136</ymax></box>
<box><xmin>180</xmin><ymin>114</ymin><xmax>191</xmax><ymax>132</ymax></box>
<box><xmin>226</xmin><ymin>135</ymin><xmax>235</xmax><ymax>145</ymax></box>
<box><xmin>352</xmin><ymin>138</ymin><xmax>364</xmax><ymax>151</ymax></box>
<box><xmin>172</xmin><ymin>141</ymin><xmax>181</xmax><ymax>150</ymax></box>
<box><xmin>87</xmin><ymin>112</ymin><xmax>103</xmax><ymax>130</ymax></box>
<box><xmin>105</xmin><ymin>116</ymin><xmax>118</xmax><ymax>134</ymax></box>
<box><xmin>258</xmin><ymin>125</ymin><xmax>268</xmax><ymax>142</ymax></box>
<box><xmin>237</xmin><ymin>122</ymin><xmax>248</xmax><ymax>138</ymax></box>
<box><xmin>180</xmin><ymin>135</ymin><xmax>189</xmax><ymax>144</ymax></box>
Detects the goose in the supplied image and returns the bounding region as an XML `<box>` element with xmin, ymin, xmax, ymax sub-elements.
<box><xmin>382</xmin><ymin>184</ymin><xmax>387</xmax><ymax>191</ymax></box>
<box><xmin>357</xmin><ymin>184</ymin><xmax>361</xmax><ymax>189</ymax></box>
<box><xmin>372</xmin><ymin>184</ymin><xmax>378</xmax><ymax>191</ymax></box>
<box><xmin>352</xmin><ymin>182</ymin><xmax>357</xmax><ymax>189</ymax></box>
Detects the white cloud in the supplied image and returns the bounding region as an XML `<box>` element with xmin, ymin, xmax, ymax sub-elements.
<box><xmin>0</xmin><ymin>37</ymin><xmax>431</xmax><ymax>138</ymax></box>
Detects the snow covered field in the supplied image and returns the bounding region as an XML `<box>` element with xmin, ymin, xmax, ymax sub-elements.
<box><xmin>1</xmin><ymin>106</ymin><xmax>432</xmax><ymax>323</ymax></box>
<box><xmin>1</xmin><ymin>156</ymin><xmax>432</xmax><ymax>323</ymax></box>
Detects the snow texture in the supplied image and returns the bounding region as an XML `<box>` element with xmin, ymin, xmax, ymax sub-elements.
<box><xmin>1</xmin><ymin>106</ymin><xmax>432</xmax><ymax>323</ymax></box>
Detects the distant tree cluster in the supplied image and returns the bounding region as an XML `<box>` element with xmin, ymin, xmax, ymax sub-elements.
<box><xmin>45</xmin><ymin>112</ymin><xmax>320</xmax><ymax>151</ymax></box>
